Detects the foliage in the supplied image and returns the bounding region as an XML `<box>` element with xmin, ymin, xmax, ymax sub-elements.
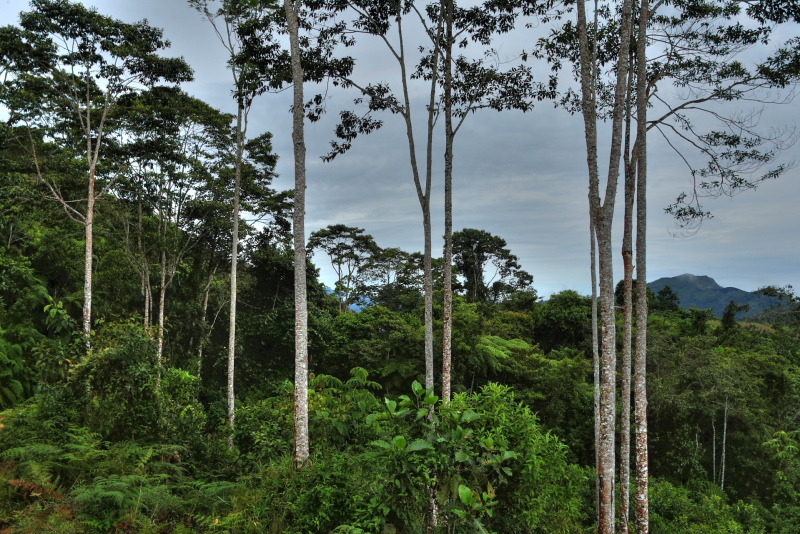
<box><xmin>452</xmin><ymin>228</ymin><xmax>533</xmax><ymax>304</ymax></box>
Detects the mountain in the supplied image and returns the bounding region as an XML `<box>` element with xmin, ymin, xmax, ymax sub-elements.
<box><xmin>648</xmin><ymin>274</ymin><xmax>780</xmax><ymax>318</ymax></box>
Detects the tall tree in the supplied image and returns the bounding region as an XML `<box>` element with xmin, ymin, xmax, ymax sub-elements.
<box><xmin>284</xmin><ymin>0</ymin><xmax>310</xmax><ymax>468</ymax></box>
<box><xmin>574</xmin><ymin>0</ymin><xmax>636</xmax><ymax>530</ymax></box>
<box><xmin>308</xmin><ymin>224</ymin><xmax>379</xmax><ymax>312</ymax></box>
<box><xmin>451</xmin><ymin>228</ymin><xmax>533</xmax><ymax>305</ymax></box>
<box><xmin>189</xmin><ymin>0</ymin><xmax>278</xmax><ymax>446</ymax></box>
<box><xmin>1</xmin><ymin>0</ymin><xmax>191</xmax><ymax>340</ymax></box>
<box><xmin>319</xmin><ymin>0</ymin><xmax>443</xmax><ymax>393</ymax></box>
<box><xmin>114</xmin><ymin>87</ymin><xmax>232</xmax><ymax>369</ymax></box>
<box><xmin>324</xmin><ymin>0</ymin><xmax>551</xmax><ymax>398</ymax></box>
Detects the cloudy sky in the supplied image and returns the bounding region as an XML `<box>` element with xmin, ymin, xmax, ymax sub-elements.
<box><xmin>3</xmin><ymin>0</ymin><xmax>798</xmax><ymax>298</ymax></box>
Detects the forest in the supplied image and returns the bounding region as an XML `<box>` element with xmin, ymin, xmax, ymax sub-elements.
<box><xmin>1</xmin><ymin>0</ymin><xmax>800</xmax><ymax>532</ymax></box>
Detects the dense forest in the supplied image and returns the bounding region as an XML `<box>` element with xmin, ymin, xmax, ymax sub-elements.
<box><xmin>2</xmin><ymin>0</ymin><xmax>800</xmax><ymax>533</ymax></box>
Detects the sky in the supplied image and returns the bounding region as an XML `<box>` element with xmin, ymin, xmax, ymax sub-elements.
<box><xmin>3</xmin><ymin>0</ymin><xmax>798</xmax><ymax>298</ymax></box>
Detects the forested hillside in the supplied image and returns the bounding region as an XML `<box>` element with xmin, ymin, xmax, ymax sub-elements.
<box><xmin>648</xmin><ymin>274</ymin><xmax>781</xmax><ymax>318</ymax></box>
<box><xmin>2</xmin><ymin>1</ymin><xmax>800</xmax><ymax>533</ymax></box>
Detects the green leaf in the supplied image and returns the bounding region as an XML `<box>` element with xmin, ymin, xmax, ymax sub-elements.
<box><xmin>407</xmin><ymin>439</ymin><xmax>433</xmax><ymax>452</ymax></box>
<box><xmin>460</xmin><ymin>409</ymin><xmax>480</xmax><ymax>423</ymax></box>
<box><xmin>393</xmin><ymin>435</ymin><xmax>407</xmax><ymax>450</ymax></box>
<box><xmin>411</xmin><ymin>380</ymin><xmax>424</xmax><ymax>398</ymax></box>
<box><xmin>371</xmin><ymin>440</ymin><xmax>392</xmax><ymax>450</ymax></box>
<box><xmin>455</xmin><ymin>450</ymin><xmax>470</xmax><ymax>462</ymax></box>
<box><xmin>424</xmin><ymin>394</ymin><xmax>439</xmax><ymax>406</ymax></box>
<box><xmin>501</xmin><ymin>450</ymin><xmax>518</xmax><ymax>461</ymax></box>
<box><xmin>458</xmin><ymin>484</ymin><xmax>474</xmax><ymax>505</ymax></box>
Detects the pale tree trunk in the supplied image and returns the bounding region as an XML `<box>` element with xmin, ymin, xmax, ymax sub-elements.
<box><xmin>620</xmin><ymin>151</ymin><xmax>634</xmax><ymax>534</ymax></box>
<box><xmin>286</xmin><ymin>0</ymin><xmax>310</xmax><ymax>467</ymax></box>
<box><xmin>634</xmin><ymin>1</ymin><xmax>651</xmax><ymax>529</ymax></box>
<box><xmin>197</xmin><ymin>265</ymin><xmax>217</xmax><ymax>377</ymax></box>
<box><xmin>620</xmin><ymin>55</ymin><xmax>636</xmax><ymax>534</ymax></box>
<box><xmin>158</xmin><ymin>248</ymin><xmax>167</xmax><ymax>371</ymax></box>
<box><xmin>721</xmin><ymin>397</ymin><xmax>728</xmax><ymax>490</ymax></box>
<box><xmin>136</xmin><ymin>189</ymin><xmax>152</xmax><ymax>331</ymax></box>
<box><xmin>713</xmin><ymin>417</ymin><xmax>717</xmax><ymax>483</ymax></box>
<box><xmin>388</xmin><ymin>5</ymin><xmax>440</xmax><ymax>394</ymax></box>
<box><xmin>227</xmin><ymin>102</ymin><xmax>244</xmax><ymax>449</ymax></box>
<box><xmin>421</xmin><ymin>13</ymin><xmax>440</xmax><ymax>393</ymax></box>
<box><xmin>576</xmin><ymin>0</ymin><xmax>636</xmax><ymax>529</ymax></box>
<box><xmin>441</xmin><ymin>0</ymin><xmax>454</xmax><ymax>403</ymax></box>
<box><xmin>83</xmin><ymin>168</ymin><xmax>95</xmax><ymax>339</ymax></box>
<box><xmin>143</xmin><ymin>273</ymin><xmax>152</xmax><ymax>329</ymax></box>
<box><xmin>590</xmin><ymin>218</ymin><xmax>600</xmax><ymax>519</ymax></box>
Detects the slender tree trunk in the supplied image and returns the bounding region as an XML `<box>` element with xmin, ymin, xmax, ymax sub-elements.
<box><xmin>597</xmin><ymin>219</ymin><xmax>619</xmax><ymax>534</ymax></box>
<box><xmin>721</xmin><ymin>397</ymin><xmax>728</xmax><ymax>490</ymax></box>
<box><xmin>422</xmin><ymin>13</ymin><xmax>440</xmax><ymax>394</ymax></box>
<box><xmin>227</xmin><ymin>102</ymin><xmax>244</xmax><ymax>449</ymax></box>
<box><xmin>390</xmin><ymin>6</ymin><xmax>440</xmax><ymax>394</ymax></box>
<box><xmin>620</xmin><ymin>56</ymin><xmax>636</xmax><ymax>533</ymax></box>
<box><xmin>198</xmin><ymin>265</ymin><xmax>216</xmax><ymax>377</ymax></box>
<box><xmin>136</xmin><ymin>189</ymin><xmax>152</xmax><ymax>331</ymax></box>
<box><xmin>576</xmin><ymin>0</ymin><xmax>635</xmax><ymax>528</ymax></box>
<box><xmin>83</xmin><ymin>169</ymin><xmax>95</xmax><ymax>340</ymax></box>
<box><xmin>634</xmin><ymin>2</ymin><xmax>651</xmax><ymax>529</ymax></box>
<box><xmin>157</xmin><ymin>248</ymin><xmax>167</xmax><ymax>371</ymax></box>
<box><xmin>286</xmin><ymin>0</ymin><xmax>310</xmax><ymax>468</ymax></box>
<box><xmin>713</xmin><ymin>417</ymin><xmax>717</xmax><ymax>483</ymax></box>
<box><xmin>591</xmin><ymin>218</ymin><xmax>600</xmax><ymax>520</ymax></box>
<box><xmin>620</xmin><ymin>155</ymin><xmax>634</xmax><ymax>534</ymax></box>
<box><xmin>442</xmin><ymin>0</ymin><xmax>454</xmax><ymax>403</ymax></box>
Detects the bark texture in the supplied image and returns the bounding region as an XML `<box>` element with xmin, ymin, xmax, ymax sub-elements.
<box><xmin>575</xmin><ymin>0</ymin><xmax>636</xmax><ymax>529</ymax></box>
<box><xmin>226</xmin><ymin>102</ymin><xmax>244</xmax><ymax>448</ymax></box>
<box><xmin>620</xmin><ymin>59</ymin><xmax>636</xmax><ymax>533</ymax></box>
<box><xmin>286</xmin><ymin>0</ymin><xmax>310</xmax><ymax>467</ymax></box>
<box><xmin>634</xmin><ymin>1</ymin><xmax>651</xmax><ymax>530</ymax></box>
<box><xmin>442</xmin><ymin>0</ymin><xmax>454</xmax><ymax>403</ymax></box>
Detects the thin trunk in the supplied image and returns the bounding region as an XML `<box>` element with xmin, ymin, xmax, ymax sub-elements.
<box><xmin>591</xmin><ymin>219</ymin><xmax>600</xmax><ymax>520</ymax></box>
<box><xmin>137</xmin><ymin>189</ymin><xmax>152</xmax><ymax>330</ymax></box>
<box><xmin>286</xmin><ymin>0</ymin><xmax>310</xmax><ymax>468</ymax></box>
<box><xmin>198</xmin><ymin>265</ymin><xmax>217</xmax><ymax>377</ymax></box>
<box><xmin>422</xmin><ymin>13</ymin><xmax>441</xmax><ymax>394</ymax></box>
<box><xmin>442</xmin><ymin>0</ymin><xmax>454</xmax><ymax>403</ymax></box>
<box><xmin>713</xmin><ymin>417</ymin><xmax>717</xmax><ymax>483</ymax></box>
<box><xmin>392</xmin><ymin>3</ymin><xmax>440</xmax><ymax>393</ymax></box>
<box><xmin>634</xmin><ymin>2</ymin><xmax>651</xmax><ymax>529</ymax></box>
<box><xmin>620</xmin><ymin>52</ymin><xmax>636</xmax><ymax>534</ymax></box>
<box><xmin>721</xmin><ymin>397</ymin><xmax>728</xmax><ymax>490</ymax></box>
<box><xmin>576</xmin><ymin>0</ymin><xmax>636</xmax><ymax>527</ymax></box>
<box><xmin>227</xmin><ymin>101</ymin><xmax>243</xmax><ymax>449</ymax></box>
<box><xmin>596</xmin><ymin>219</ymin><xmax>619</xmax><ymax>534</ymax></box>
<box><xmin>157</xmin><ymin>249</ymin><xmax>167</xmax><ymax>372</ymax></box>
<box><xmin>83</xmin><ymin>169</ymin><xmax>95</xmax><ymax>340</ymax></box>
<box><xmin>620</xmin><ymin>160</ymin><xmax>634</xmax><ymax>534</ymax></box>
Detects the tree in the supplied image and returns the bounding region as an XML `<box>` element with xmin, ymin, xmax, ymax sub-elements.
<box><xmin>322</xmin><ymin>0</ymin><xmax>552</xmax><ymax>401</ymax></box>
<box><xmin>113</xmin><ymin>86</ymin><xmax>234</xmax><ymax>369</ymax></box>
<box><xmin>1</xmin><ymin>0</ymin><xmax>192</xmax><ymax>340</ymax></box>
<box><xmin>360</xmin><ymin>247</ymin><xmax>425</xmax><ymax>311</ymax></box>
<box><xmin>189</xmin><ymin>0</ymin><xmax>280</xmax><ymax>447</ymax></box>
<box><xmin>308</xmin><ymin>224</ymin><xmax>379</xmax><ymax>312</ymax></box>
<box><xmin>285</xmin><ymin>0</ymin><xmax>310</xmax><ymax>468</ymax></box>
<box><xmin>654</xmin><ymin>285</ymin><xmax>680</xmax><ymax>313</ymax></box>
<box><xmin>720</xmin><ymin>300</ymin><xmax>750</xmax><ymax>332</ymax></box>
<box><xmin>571</xmin><ymin>0</ymin><xmax>636</xmax><ymax>530</ymax></box>
<box><xmin>451</xmin><ymin>228</ymin><xmax>532</xmax><ymax>305</ymax></box>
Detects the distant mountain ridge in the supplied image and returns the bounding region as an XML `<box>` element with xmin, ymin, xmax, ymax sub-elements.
<box><xmin>648</xmin><ymin>274</ymin><xmax>780</xmax><ymax>318</ymax></box>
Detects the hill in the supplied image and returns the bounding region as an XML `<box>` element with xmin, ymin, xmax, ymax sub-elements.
<box><xmin>648</xmin><ymin>274</ymin><xmax>779</xmax><ymax>317</ymax></box>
